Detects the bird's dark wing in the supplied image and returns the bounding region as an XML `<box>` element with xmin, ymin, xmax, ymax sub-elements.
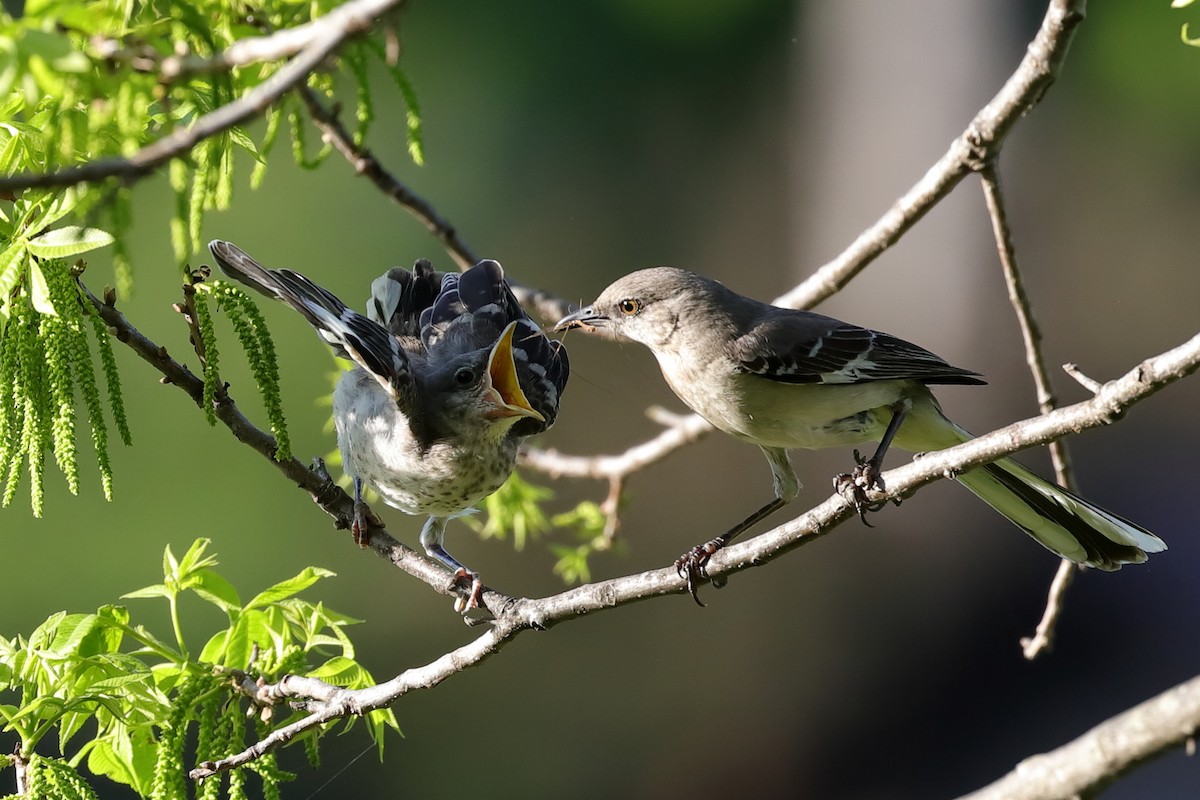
<box><xmin>367</xmin><ymin>259</ymin><xmax>445</xmax><ymax>339</ymax></box>
<box><xmin>730</xmin><ymin>309</ymin><xmax>984</xmax><ymax>386</ymax></box>
<box><xmin>208</xmin><ymin>240</ymin><xmax>414</xmax><ymax>399</ymax></box>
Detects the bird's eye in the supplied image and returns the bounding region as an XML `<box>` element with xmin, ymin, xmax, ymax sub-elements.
<box><xmin>454</xmin><ymin>367</ymin><xmax>475</xmax><ymax>386</ymax></box>
<box><xmin>618</xmin><ymin>298</ymin><xmax>642</xmax><ymax>316</ymax></box>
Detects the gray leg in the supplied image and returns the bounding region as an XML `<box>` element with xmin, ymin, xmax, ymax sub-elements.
<box><xmin>675</xmin><ymin>446</ymin><xmax>799</xmax><ymax>607</ymax></box>
<box><xmin>834</xmin><ymin>400</ymin><xmax>909</xmax><ymax>523</ymax></box>
<box><xmin>419</xmin><ymin>516</ymin><xmax>484</xmax><ymax>612</ymax></box>
<box><xmin>350</xmin><ymin>476</ymin><xmax>381</xmax><ymax>547</ymax></box>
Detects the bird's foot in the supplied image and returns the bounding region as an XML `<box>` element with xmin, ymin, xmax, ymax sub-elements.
<box><xmin>351</xmin><ymin>501</ymin><xmax>383</xmax><ymax>548</ymax></box>
<box><xmin>675</xmin><ymin>539</ymin><xmax>725</xmax><ymax>607</ymax></box>
<box><xmin>834</xmin><ymin>449</ymin><xmax>889</xmax><ymax>525</ymax></box>
<box><xmin>450</xmin><ymin>568</ymin><xmax>485</xmax><ymax>614</ymax></box>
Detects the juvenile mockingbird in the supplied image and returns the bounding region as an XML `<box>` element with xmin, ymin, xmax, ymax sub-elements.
<box><xmin>555</xmin><ymin>267</ymin><xmax>1164</xmax><ymax>604</ymax></box>
<box><xmin>210</xmin><ymin>240</ymin><xmax>569</xmax><ymax>611</ymax></box>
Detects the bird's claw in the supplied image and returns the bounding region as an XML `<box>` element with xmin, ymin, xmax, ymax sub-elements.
<box><xmin>450</xmin><ymin>568</ymin><xmax>485</xmax><ymax>614</ymax></box>
<box><xmin>674</xmin><ymin>539</ymin><xmax>725</xmax><ymax>607</ymax></box>
<box><xmin>350</xmin><ymin>501</ymin><xmax>383</xmax><ymax>547</ymax></box>
<box><xmin>834</xmin><ymin>450</ymin><xmax>888</xmax><ymax>525</ymax></box>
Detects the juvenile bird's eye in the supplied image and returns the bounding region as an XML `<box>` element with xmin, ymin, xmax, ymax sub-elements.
<box><xmin>618</xmin><ymin>298</ymin><xmax>642</xmax><ymax>316</ymax></box>
<box><xmin>454</xmin><ymin>367</ymin><xmax>475</xmax><ymax>386</ymax></box>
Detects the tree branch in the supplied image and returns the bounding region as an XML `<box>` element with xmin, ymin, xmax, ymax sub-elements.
<box><xmin>188</xmin><ymin>328</ymin><xmax>1200</xmax><ymax>778</ymax></box>
<box><xmin>0</xmin><ymin>0</ymin><xmax>407</xmax><ymax>193</ymax></box>
<box><xmin>979</xmin><ymin>163</ymin><xmax>1080</xmax><ymax>659</ymax></box>
<box><xmin>954</xmin><ymin>673</ymin><xmax>1200</xmax><ymax>800</ymax></box>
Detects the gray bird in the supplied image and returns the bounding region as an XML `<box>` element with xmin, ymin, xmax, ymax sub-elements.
<box><xmin>210</xmin><ymin>240</ymin><xmax>569</xmax><ymax>611</ymax></box>
<box><xmin>555</xmin><ymin>267</ymin><xmax>1164</xmax><ymax>604</ymax></box>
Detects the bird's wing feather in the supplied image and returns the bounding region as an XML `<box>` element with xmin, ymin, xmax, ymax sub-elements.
<box><xmin>368</xmin><ymin>259</ymin><xmax>443</xmax><ymax>339</ymax></box>
<box><xmin>730</xmin><ymin>310</ymin><xmax>985</xmax><ymax>386</ymax></box>
<box><xmin>209</xmin><ymin>240</ymin><xmax>413</xmax><ymax>400</ymax></box>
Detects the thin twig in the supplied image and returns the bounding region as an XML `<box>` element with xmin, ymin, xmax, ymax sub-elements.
<box><xmin>189</xmin><ymin>328</ymin><xmax>1200</xmax><ymax>778</ymax></box>
<box><xmin>12</xmin><ymin>745</ymin><xmax>27</xmax><ymax>795</ymax></box>
<box><xmin>979</xmin><ymin>163</ymin><xmax>1079</xmax><ymax>659</ymax></box>
<box><xmin>295</xmin><ymin>84</ymin><xmax>479</xmax><ymax>271</ymax></box>
<box><xmin>519</xmin><ymin>413</ymin><xmax>712</xmax><ymax>480</ymax></box>
<box><xmin>0</xmin><ymin>0</ymin><xmax>407</xmax><ymax>194</ymax></box>
<box><xmin>1064</xmin><ymin>362</ymin><xmax>1102</xmax><ymax>393</ymax></box>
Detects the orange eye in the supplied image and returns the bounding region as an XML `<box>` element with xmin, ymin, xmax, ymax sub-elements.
<box><xmin>618</xmin><ymin>298</ymin><xmax>642</xmax><ymax>316</ymax></box>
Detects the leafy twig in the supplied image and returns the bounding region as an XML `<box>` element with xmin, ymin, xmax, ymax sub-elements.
<box><xmin>0</xmin><ymin>0</ymin><xmax>409</xmax><ymax>194</ymax></box>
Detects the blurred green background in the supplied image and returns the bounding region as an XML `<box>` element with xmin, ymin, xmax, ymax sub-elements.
<box><xmin>5</xmin><ymin>0</ymin><xmax>1200</xmax><ymax>797</ymax></box>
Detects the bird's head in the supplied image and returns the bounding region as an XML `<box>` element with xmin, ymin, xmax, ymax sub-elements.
<box><xmin>554</xmin><ymin>267</ymin><xmax>717</xmax><ymax>350</ymax></box>
<box><xmin>431</xmin><ymin>321</ymin><xmax>544</xmax><ymax>440</ymax></box>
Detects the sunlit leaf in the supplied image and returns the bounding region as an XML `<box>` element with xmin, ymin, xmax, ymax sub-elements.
<box><xmin>28</xmin><ymin>262</ymin><xmax>54</xmax><ymax>315</ymax></box>
<box><xmin>245</xmin><ymin>566</ymin><xmax>336</xmax><ymax>610</ymax></box>
<box><xmin>26</xmin><ymin>226</ymin><xmax>114</xmax><ymax>258</ymax></box>
<box><xmin>189</xmin><ymin>568</ymin><xmax>241</xmax><ymax>613</ymax></box>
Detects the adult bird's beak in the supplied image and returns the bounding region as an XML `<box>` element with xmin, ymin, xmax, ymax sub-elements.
<box><xmin>553</xmin><ymin>305</ymin><xmax>608</xmax><ymax>333</ymax></box>
<box><xmin>485</xmin><ymin>321</ymin><xmax>545</xmax><ymax>421</ymax></box>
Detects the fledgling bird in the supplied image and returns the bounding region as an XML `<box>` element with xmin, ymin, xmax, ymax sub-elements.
<box><xmin>555</xmin><ymin>267</ymin><xmax>1164</xmax><ymax>604</ymax></box>
<box><xmin>209</xmin><ymin>240</ymin><xmax>569</xmax><ymax>611</ymax></box>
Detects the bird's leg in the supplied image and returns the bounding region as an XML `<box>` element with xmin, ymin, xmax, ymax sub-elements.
<box><xmin>419</xmin><ymin>517</ymin><xmax>485</xmax><ymax>613</ymax></box>
<box><xmin>834</xmin><ymin>401</ymin><xmax>908</xmax><ymax>524</ymax></box>
<box><xmin>676</xmin><ymin>447</ymin><xmax>798</xmax><ymax>606</ymax></box>
<box><xmin>351</xmin><ymin>477</ymin><xmax>383</xmax><ymax>547</ymax></box>
<box><xmin>676</xmin><ymin>496</ymin><xmax>789</xmax><ymax>606</ymax></box>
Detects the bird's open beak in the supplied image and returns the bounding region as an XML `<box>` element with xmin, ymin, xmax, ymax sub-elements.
<box><xmin>485</xmin><ymin>321</ymin><xmax>545</xmax><ymax>421</ymax></box>
<box><xmin>553</xmin><ymin>306</ymin><xmax>608</xmax><ymax>333</ymax></box>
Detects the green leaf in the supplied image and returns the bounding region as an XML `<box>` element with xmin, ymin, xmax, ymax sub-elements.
<box><xmin>26</xmin><ymin>226</ymin><xmax>114</xmax><ymax>258</ymax></box>
<box><xmin>0</xmin><ymin>127</ymin><xmax>24</xmax><ymax>176</ymax></box>
<box><xmin>366</xmin><ymin>707</ymin><xmax>401</xmax><ymax>760</ymax></box>
<box><xmin>0</xmin><ymin>41</ymin><xmax>17</xmax><ymax>100</ymax></box>
<box><xmin>25</xmin><ymin>188</ymin><xmax>78</xmax><ymax>232</ymax></box>
<box><xmin>58</xmin><ymin>708</ymin><xmax>89</xmax><ymax>750</ymax></box>
<box><xmin>96</xmin><ymin>605</ymin><xmax>131</xmax><ymax>629</ymax></box>
<box><xmin>47</xmin><ymin>613</ymin><xmax>105</xmax><ymax>656</ymax></box>
<box><xmin>28</xmin><ymin>262</ymin><xmax>54</xmax><ymax>316</ymax></box>
<box><xmin>306</xmin><ymin>656</ymin><xmax>365</xmax><ymax>686</ymax></box>
<box><xmin>174</xmin><ymin>537</ymin><xmax>218</xmax><ymax>575</ymax></box>
<box><xmin>223</xmin><ymin>608</ymin><xmax>270</xmax><ymax>669</ymax></box>
<box><xmin>227</xmin><ymin>124</ymin><xmax>265</xmax><ymax>164</ymax></box>
<box><xmin>86</xmin><ymin>727</ymin><xmax>156</xmax><ymax>793</ymax></box>
<box><xmin>198</xmin><ymin>629</ymin><xmax>228</xmax><ymax>665</ymax></box>
<box><xmin>245</xmin><ymin>567</ymin><xmax>335</xmax><ymax>610</ymax></box>
<box><xmin>19</xmin><ymin>29</ymin><xmax>91</xmax><ymax>73</ymax></box>
<box><xmin>120</xmin><ymin>584</ymin><xmax>171</xmax><ymax>601</ymax></box>
<box><xmin>189</xmin><ymin>568</ymin><xmax>241</xmax><ymax>613</ymax></box>
<box><xmin>0</xmin><ymin>244</ymin><xmax>28</xmax><ymax>316</ymax></box>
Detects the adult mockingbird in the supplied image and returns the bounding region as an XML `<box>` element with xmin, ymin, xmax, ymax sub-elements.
<box><xmin>555</xmin><ymin>267</ymin><xmax>1164</xmax><ymax>604</ymax></box>
<box><xmin>210</xmin><ymin>240</ymin><xmax>569</xmax><ymax>611</ymax></box>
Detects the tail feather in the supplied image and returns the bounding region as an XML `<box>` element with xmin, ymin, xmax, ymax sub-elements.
<box><xmin>956</xmin><ymin>458</ymin><xmax>1165</xmax><ymax>570</ymax></box>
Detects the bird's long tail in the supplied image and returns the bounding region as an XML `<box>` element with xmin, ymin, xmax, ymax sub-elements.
<box><xmin>942</xmin><ymin>422</ymin><xmax>1166</xmax><ymax>569</ymax></box>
